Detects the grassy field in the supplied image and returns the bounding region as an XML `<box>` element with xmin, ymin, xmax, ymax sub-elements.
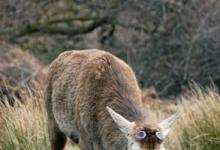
<box><xmin>0</xmin><ymin>86</ymin><xmax>220</xmax><ymax>150</ymax></box>
<box><xmin>0</xmin><ymin>91</ymin><xmax>78</xmax><ymax>150</ymax></box>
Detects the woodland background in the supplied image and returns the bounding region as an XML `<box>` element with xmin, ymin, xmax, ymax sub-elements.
<box><xmin>1</xmin><ymin>0</ymin><xmax>220</xmax><ymax>98</ymax></box>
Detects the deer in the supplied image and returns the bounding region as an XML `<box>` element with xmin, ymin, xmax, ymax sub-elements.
<box><xmin>44</xmin><ymin>49</ymin><xmax>179</xmax><ymax>150</ymax></box>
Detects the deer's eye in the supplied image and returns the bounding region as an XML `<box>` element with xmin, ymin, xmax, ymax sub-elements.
<box><xmin>155</xmin><ymin>131</ymin><xmax>164</xmax><ymax>140</ymax></box>
<box><xmin>136</xmin><ymin>130</ymin><xmax>147</xmax><ymax>140</ymax></box>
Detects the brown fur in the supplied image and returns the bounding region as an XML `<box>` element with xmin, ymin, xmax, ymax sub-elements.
<box><xmin>45</xmin><ymin>49</ymin><xmax>160</xmax><ymax>150</ymax></box>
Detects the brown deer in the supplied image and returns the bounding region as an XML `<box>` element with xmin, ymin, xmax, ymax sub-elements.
<box><xmin>44</xmin><ymin>49</ymin><xmax>179</xmax><ymax>150</ymax></box>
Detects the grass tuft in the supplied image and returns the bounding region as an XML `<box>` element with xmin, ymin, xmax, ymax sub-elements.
<box><xmin>166</xmin><ymin>87</ymin><xmax>220</xmax><ymax>149</ymax></box>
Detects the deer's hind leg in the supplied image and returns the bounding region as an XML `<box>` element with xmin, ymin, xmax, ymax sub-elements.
<box><xmin>47</xmin><ymin>116</ymin><xmax>67</xmax><ymax>150</ymax></box>
<box><xmin>45</xmin><ymin>83</ymin><xmax>67</xmax><ymax>150</ymax></box>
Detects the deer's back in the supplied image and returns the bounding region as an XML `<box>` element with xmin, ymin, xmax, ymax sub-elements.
<box><xmin>46</xmin><ymin>49</ymin><xmax>142</xmax><ymax>149</ymax></box>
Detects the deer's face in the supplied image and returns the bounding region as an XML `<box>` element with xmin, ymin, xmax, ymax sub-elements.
<box><xmin>127</xmin><ymin>124</ymin><xmax>165</xmax><ymax>150</ymax></box>
<box><xmin>107</xmin><ymin>107</ymin><xmax>180</xmax><ymax>150</ymax></box>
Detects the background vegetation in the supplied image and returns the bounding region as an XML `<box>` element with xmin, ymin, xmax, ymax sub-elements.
<box><xmin>1</xmin><ymin>0</ymin><xmax>220</xmax><ymax>97</ymax></box>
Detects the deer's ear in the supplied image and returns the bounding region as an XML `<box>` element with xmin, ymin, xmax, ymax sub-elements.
<box><xmin>106</xmin><ymin>107</ymin><xmax>135</xmax><ymax>136</ymax></box>
<box><xmin>158</xmin><ymin>111</ymin><xmax>180</xmax><ymax>137</ymax></box>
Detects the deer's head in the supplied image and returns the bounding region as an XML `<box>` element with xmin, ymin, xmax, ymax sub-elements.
<box><xmin>107</xmin><ymin>107</ymin><xmax>180</xmax><ymax>150</ymax></box>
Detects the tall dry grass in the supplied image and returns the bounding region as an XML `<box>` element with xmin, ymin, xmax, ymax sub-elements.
<box><xmin>167</xmin><ymin>87</ymin><xmax>220</xmax><ymax>149</ymax></box>
<box><xmin>0</xmin><ymin>90</ymin><xmax>78</xmax><ymax>150</ymax></box>
<box><xmin>0</xmin><ymin>91</ymin><xmax>49</xmax><ymax>150</ymax></box>
<box><xmin>0</xmin><ymin>86</ymin><xmax>219</xmax><ymax>150</ymax></box>
<box><xmin>146</xmin><ymin>85</ymin><xmax>220</xmax><ymax>149</ymax></box>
